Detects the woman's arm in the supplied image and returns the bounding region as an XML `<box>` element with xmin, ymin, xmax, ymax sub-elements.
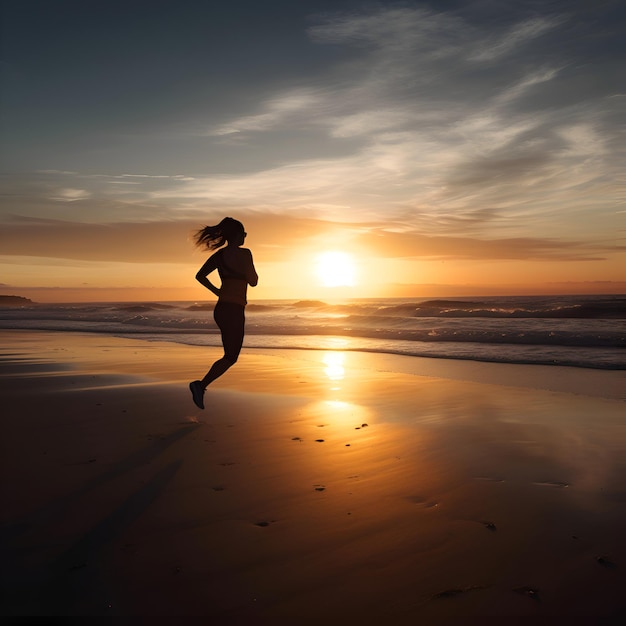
<box><xmin>245</xmin><ymin>249</ymin><xmax>259</xmax><ymax>286</ymax></box>
<box><xmin>195</xmin><ymin>254</ymin><xmax>221</xmax><ymax>297</ymax></box>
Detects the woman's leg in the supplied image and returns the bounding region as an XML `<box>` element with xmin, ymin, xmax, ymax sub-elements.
<box><xmin>200</xmin><ymin>302</ymin><xmax>245</xmax><ymax>388</ymax></box>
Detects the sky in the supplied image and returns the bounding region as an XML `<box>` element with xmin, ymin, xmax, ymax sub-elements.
<box><xmin>1</xmin><ymin>0</ymin><xmax>625</xmax><ymax>302</ymax></box>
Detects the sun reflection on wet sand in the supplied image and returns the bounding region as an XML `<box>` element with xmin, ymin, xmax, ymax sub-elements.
<box><xmin>323</xmin><ymin>351</ymin><xmax>345</xmax><ymax>386</ymax></box>
<box><xmin>297</xmin><ymin>351</ymin><xmax>376</xmax><ymax>441</ymax></box>
<box><xmin>304</xmin><ymin>398</ymin><xmax>371</xmax><ymax>431</ymax></box>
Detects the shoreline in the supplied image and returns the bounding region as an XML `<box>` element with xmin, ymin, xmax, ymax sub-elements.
<box><xmin>2</xmin><ymin>330</ymin><xmax>625</xmax><ymax>618</ymax></box>
<box><xmin>2</xmin><ymin>328</ymin><xmax>625</xmax><ymax>400</ymax></box>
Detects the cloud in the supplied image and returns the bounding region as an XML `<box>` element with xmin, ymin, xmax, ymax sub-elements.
<box><xmin>354</xmin><ymin>229</ymin><xmax>624</xmax><ymax>261</ymax></box>
<box><xmin>165</xmin><ymin>4</ymin><xmax>620</xmax><ymax>243</ymax></box>
<box><xmin>208</xmin><ymin>89</ymin><xmax>322</xmax><ymax>136</ymax></box>
<box><xmin>0</xmin><ymin>216</ymin><xmax>197</xmax><ymax>263</ymax></box>
<box><xmin>110</xmin><ymin>174</ymin><xmax>196</xmax><ymax>181</ymax></box>
<box><xmin>469</xmin><ymin>17</ymin><xmax>561</xmax><ymax>62</ymax></box>
<box><xmin>308</xmin><ymin>7</ymin><xmax>464</xmax><ymax>56</ymax></box>
<box><xmin>50</xmin><ymin>188</ymin><xmax>92</xmax><ymax>202</ymax></box>
<box><xmin>2</xmin><ymin>4</ymin><xmax>623</xmax><ymax>255</ymax></box>
<box><xmin>0</xmin><ymin>215</ymin><xmax>621</xmax><ymax>265</ymax></box>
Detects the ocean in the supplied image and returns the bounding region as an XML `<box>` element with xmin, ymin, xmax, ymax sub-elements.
<box><xmin>1</xmin><ymin>295</ymin><xmax>625</xmax><ymax>370</ymax></box>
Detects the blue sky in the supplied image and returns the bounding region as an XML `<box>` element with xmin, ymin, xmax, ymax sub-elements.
<box><xmin>1</xmin><ymin>0</ymin><xmax>625</xmax><ymax>300</ymax></box>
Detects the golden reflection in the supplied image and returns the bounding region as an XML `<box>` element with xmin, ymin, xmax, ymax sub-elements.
<box><xmin>321</xmin><ymin>337</ymin><xmax>351</xmax><ymax>350</ymax></box>
<box><xmin>304</xmin><ymin>399</ymin><xmax>372</xmax><ymax>433</ymax></box>
<box><xmin>305</xmin><ymin>351</ymin><xmax>373</xmax><ymax>432</ymax></box>
<box><xmin>323</xmin><ymin>351</ymin><xmax>345</xmax><ymax>382</ymax></box>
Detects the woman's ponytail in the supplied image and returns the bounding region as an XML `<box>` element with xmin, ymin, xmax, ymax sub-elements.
<box><xmin>194</xmin><ymin>217</ymin><xmax>243</xmax><ymax>250</ymax></box>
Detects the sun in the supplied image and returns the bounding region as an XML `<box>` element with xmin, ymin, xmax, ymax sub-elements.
<box><xmin>315</xmin><ymin>251</ymin><xmax>357</xmax><ymax>287</ymax></box>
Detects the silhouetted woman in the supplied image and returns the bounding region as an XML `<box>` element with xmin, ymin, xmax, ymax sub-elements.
<box><xmin>189</xmin><ymin>217</ymin><xmax>258</xmax><ymax>409</ymax></box>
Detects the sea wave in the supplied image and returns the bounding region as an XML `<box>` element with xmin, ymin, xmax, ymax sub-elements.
<box><xmin>1</xmin><ymin>295</ymin><xmax>624</xmax><ymax>369</ymax></box>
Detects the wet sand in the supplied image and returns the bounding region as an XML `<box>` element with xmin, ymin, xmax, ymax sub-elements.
<box><xmin>1</xmin><ymin>330</ymin><xmax>625</xmax><ymax>620</ymax></box>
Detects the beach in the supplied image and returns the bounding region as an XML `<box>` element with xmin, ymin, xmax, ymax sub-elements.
<box><xmin>1</xmin><ymin>330</ymin><xmax>626</xmax><ymax>620</ymax></box>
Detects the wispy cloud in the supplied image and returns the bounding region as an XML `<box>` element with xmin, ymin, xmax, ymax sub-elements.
<box><xmin>50</xmin><ymin>188</ymin><xmax>92</xmax><ymax>202</ymax></box>
<box><xmin>165</xmin><ymin>4</ymin><xmax>620</xmax><ymax>243</ymax></box>
<box><xmin>469</xmin><ymin>17</ymin><xmax>562</xmax><ymax>62</ymax></box>
<box><xmin>208</xmin><ymin>89</ymin><xmax>322</xmax><ymax>136</ymax></box>
<box><xmin>3</xmin><ymin>4</ymin><xmax>624</xmax><ymax>255</ymax></box>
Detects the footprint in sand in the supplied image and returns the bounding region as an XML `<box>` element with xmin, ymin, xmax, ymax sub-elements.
<box><xmin>596</xmin><ymin>555</ymin><xmax>617</xmax><ymax>568</ymax></box>
<box><xmin>432</xmin><ymin>585</ymin><xmax>484</xmax><ymax>600</ymax></box>
<box><xmin>533</xmin><ymin>480</ymin><xmax>569</xmax><ymax>488</ymax></box>
<box><xmin>407</xmin><ymin>496</ymin><xmax>438</xmax><ymax>508</ymax></box>
<box><xmin>68</xmin><ymin>563</ymin><xmax>87</xmax><ymax>572</ymax></box>
<box><xmin>514</xmin><ymin>586</ymin><xmax>540</xmax><ymax>602</ymax></box>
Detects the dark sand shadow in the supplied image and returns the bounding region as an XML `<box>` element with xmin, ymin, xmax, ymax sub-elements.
<box><xmin>1</xmin><ymin>424</ymin><xmax>199</xmax><ymax>543</ymax></box>
<box><xmin>4</xmin><ymin>459</ymin><xmax>183</xmax><ymax>615</ymax></box>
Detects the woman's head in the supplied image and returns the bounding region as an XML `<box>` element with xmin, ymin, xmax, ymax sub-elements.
<box><xmin>194</xmin><ymin>217</ymin><xmax>246</xmax><ymax>250</ymax></box>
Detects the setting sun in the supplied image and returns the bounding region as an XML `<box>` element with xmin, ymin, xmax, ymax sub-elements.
<box><xmin>315</xmin><ymin>251</ymin><xmax>357</xmax><ymax>287</ymax></box>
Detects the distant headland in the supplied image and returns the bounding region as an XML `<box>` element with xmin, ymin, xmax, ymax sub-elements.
<box><xmin>0</xmin><ymin>295</ymin><xmax>34</xmax><ymax>307</ymax></box>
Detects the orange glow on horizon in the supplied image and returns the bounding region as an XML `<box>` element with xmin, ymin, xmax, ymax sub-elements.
<box><xmin>3</xmin><ymin>241</ymin><xmax>625</xmax><ymax>302</ymax></box>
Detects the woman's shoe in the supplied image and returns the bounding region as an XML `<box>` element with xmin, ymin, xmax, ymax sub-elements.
<box><xmin>189</xmin><ymin>380</ymin><xmax>205</xmax><ymax>409</ymax></box>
